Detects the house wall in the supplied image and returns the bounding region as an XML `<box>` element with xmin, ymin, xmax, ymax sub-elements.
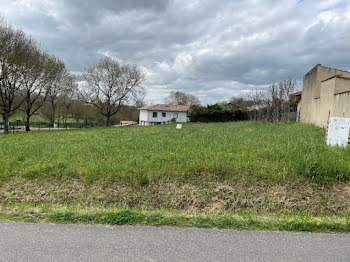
<box><xmin>335</xmin><ymin>78</ymin><xmax>350</xmax><ymax>94</ymax></box>
<box><xmin>334</xmin><ymin>92</ymin><xmax>350</xmax><ymax>118</ymax></box>
<box><xmin>296</xmin><ymin>103</ymin><xmax>301</xmax><ymax>122</ymax></box>
<box><xmin>147</xmin><ymin>110</ymin><xmax>188</xmax><ymax>123</ymax></box>
<box><xmin>299</xmin><ymin>65</ymin><xmax>350</xmax><ymax>127</ymax></box>
<box><xmin>299</xmin><ymin>65</ymin><xmax>319</xmax><ymax>124</ymax></box>
<box><xmin>139</xmin><ymin>110</ymin><xmax>149</xmax><ymax>125</ymax></box>
<box><xmin>318</xmin><ymin>78</ymin><xmax>336</xmax><ymax>127</ymax></box>
<box><xmin>139</xmin><ymin>110</ymin><xmax>188</xmax><ymax>125</ymax></box>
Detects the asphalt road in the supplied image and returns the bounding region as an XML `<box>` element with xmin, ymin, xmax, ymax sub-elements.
<box><xmin>0</xmin><ymin>223</ymin><xmax>349</xmax><ymax>262</ymax></box>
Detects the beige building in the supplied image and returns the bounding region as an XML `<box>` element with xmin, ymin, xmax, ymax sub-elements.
<box><xmin>299</xmin><ymin>64</ymin><xmax>350</xmax><ymax>127</ymax></box>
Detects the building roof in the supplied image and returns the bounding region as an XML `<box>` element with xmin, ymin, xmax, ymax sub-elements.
<box><xmin>289</xmin><ymin>91</ymin><xmax>302</xmax><ymax>96</ymax></box>
<box><xmin>304</xmin><ymin>64</ymin><xmax>350</xmax><ymax>79</ymax></box>
<box><xmin>120</xmin><ymin>121</ymin><xmax>137</xmax><ymax>124</ymax></box>
<box><xmin>321</xmin><ymin>75</ymin><xmax>350</xmax><ymax>83</ymax></box>
<box><xmin>139</xmin><ymin>104</ymin><xmax>190</xmax><ymax>112</ymax></box>
<box><xmin>319</xmin><ymin>64</ymin><xmax>350</xmax><ymax>74</ymax></box>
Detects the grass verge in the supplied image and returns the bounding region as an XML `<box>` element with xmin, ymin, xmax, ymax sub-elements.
<box><xmin>0</xmin><ymin>204</ymin><xmax>349</xmax><ymax>233</ymax></box>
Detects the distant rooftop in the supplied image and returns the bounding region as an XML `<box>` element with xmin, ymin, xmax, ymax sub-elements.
<box><xmin>139</xmin><ymin>104</ymin><xmax>190</xmax><ymax>112</ymax></box>
<box><xmin>289</xmin><ymin>91</ymin><xmax>302</xmax><ymax>96</ymax></box>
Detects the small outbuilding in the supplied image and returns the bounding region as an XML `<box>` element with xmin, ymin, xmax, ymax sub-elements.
<box><xmin>120</xmin><ymin>121</ymin><xmax>138</xmax><ymax>126</ymax></box>
<box><xmin>289</xmin><ymin>91</ymin><xmax>302</xmax><ymax>122</ymax></box>
<box><xmin>139</xmin><ymin>104</ymin><xmax>190</xmax><ymax>126</ymax></box>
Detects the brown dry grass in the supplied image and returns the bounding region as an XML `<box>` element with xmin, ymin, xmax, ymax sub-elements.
<box><xmin>1</xmin><ymin>177</ymin><xmax>349</xmax><ymax>214</ymax></box>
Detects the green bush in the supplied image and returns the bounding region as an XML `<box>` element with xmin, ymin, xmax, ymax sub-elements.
<box><xmin>188</xmin><ymin>104</ymin><xmax>248</xmax><ymax>122</ymax></box>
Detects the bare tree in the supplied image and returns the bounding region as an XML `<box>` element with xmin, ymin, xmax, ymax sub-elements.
<box><xmin>0</xmin><ymin>20</ymin><xmax>32</xmax><ymax>134</ymax></box>
<box><xmin>81</xmin><ymin>56</ymin><xmax>146</xmax><ymax>126</ymax></box>
<box><xmin>246</xmin><ymin>78</ymin><xmax>296</xmax><ymax>122</ymax></box>
<box><xmin>20</xmin><ymin>48</ymin><xmax>54</xmax><ymax>131</ymax></box>
<box><xmin>267</xmin><ymin>78</ymin><xmax>296</xmax><ymax>122</ymax></box>
<box><xmin>46</xmin><ymin>56</ymin><xmax>70</xmax><ymax>126</ymax></box>
<box><xmin>165</xmin><ymin>91</ymin><xmax>200</xmax><ymax>106</ymax></box>
<box><xmin>61</xmin><ymin>75</ymin><xmax>78</xmax><ymax>125</ymax></box>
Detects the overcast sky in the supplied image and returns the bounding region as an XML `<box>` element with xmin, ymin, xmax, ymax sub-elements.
<box><xmin>1</xmin><ymin>0</ymin><xmax>350</xmax><ymax>104</ymax></box>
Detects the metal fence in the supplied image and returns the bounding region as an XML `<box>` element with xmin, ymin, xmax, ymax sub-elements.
<box><xmin>0</xmin><ymin>121</ymin><xmax>102</xmax><ymax>133</ymax></box>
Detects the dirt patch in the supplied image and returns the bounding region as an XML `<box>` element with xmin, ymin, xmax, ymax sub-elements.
<box><xmin>0</xmin><ymin>177</ymin><xmax>349</xmax><ymax>213</ymax></box>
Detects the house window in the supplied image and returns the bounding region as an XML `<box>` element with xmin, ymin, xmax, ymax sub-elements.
<box><xmin>173</xmin><ymin>113</ymin><xmax>178</xmax><ymax>119</ymax></box>
<box><xmin>153</xmin><ymin>112</ymin><xmax>157</xmax><ymax>118</ymax></box>
<box><xmin>162</xmin><ymin>112</ymin><xmax>166</xmax><ymax>117</ymax></box>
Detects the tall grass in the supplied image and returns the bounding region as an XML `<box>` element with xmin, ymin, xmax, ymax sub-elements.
<box><xmin>0</xmin><ymin>122</ymin><xmax>349</xmax><ymax>184</ymax></box>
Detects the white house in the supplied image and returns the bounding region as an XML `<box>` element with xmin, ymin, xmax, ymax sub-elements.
<box><xmin>139</xmin><ymin>104</ymin><xmax>190</xmax><ymax>126</ymax></box>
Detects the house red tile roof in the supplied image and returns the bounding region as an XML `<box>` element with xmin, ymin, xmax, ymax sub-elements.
<box><xmin>290</xmin><ymin>91</ymin><xmax>302</xmax><ymax>96</ymax></box>
<box><xmin>139</xmin><ymin>104</ymin><xmax>190</xmax><ymax>112</ymax></box>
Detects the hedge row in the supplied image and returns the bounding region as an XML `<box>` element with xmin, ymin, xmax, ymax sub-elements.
<box><xmin>188</xmin><ymin>104</ymin><xmax>248</xmax><ymax>122</ymax></box>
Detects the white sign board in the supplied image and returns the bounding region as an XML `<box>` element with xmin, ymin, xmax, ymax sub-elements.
<box><xmin>176</xmin><ymin>124</ymin><xmax>182</xmax><ymax>129</ymax></box>
<box><xmin>327</xmin><ymin>117</ymin><xmax>350</xmax><ymax>147</ymax></box>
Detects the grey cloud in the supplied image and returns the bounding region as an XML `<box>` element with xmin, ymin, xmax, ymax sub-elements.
<box><xmin>1</xmin><ymin>0</ymin><xmax>350</xmax><ymax>104</ymax></box>
<box><xmin>56</xmin><ymin>0</ymin><xmax>171</xmax><ymax>24</ymax></box>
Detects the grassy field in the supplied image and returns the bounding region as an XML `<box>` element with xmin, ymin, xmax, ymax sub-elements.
<box><xmin>1</xmin><ymin>122</ymin><xmax>350</xmax><ymax>232</ymax></box>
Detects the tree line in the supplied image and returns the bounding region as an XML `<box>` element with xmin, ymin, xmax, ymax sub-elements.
<box><xmin>235</xmin><ymin>78</ymin><xmax>297</xmax><ymax>122</ymax></box>
<box><xmin>0</xmin><ymin>16</ymin><xmax>297</xmax><ymax>134</ymax></box>
<box><xmin>0</xmin><ymin>18</ymin><xmax>145</xmax><ymax>134</ymax></box>
<box><xmin>187</xmin><ymin>78</ymin><xmax>297</xmax><ymax>123</ymax></box>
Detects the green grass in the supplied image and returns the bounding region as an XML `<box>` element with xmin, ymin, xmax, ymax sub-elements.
<box><xmin>0</xmin><ymin>204</ymin><xmax>349</xmax><ymax>233</ymax></box>
<box><xmin>0</xmin><ymin>113</ymin><xmax>46</xmax><ymax>122</ymax></box>
<box><xmin>0</xmin><ymin>122</ymin><xmax>349</xmax><ymax>183</ymax></box>
<box><xmin>0</xmin><ymin>113</ymin><xmax>83</xmax><ymax>124</ymax></box>
<box><xmin>1</xmin><ymin>122</ymin><xmax>350</xmax><ymax>231</ymax></box>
